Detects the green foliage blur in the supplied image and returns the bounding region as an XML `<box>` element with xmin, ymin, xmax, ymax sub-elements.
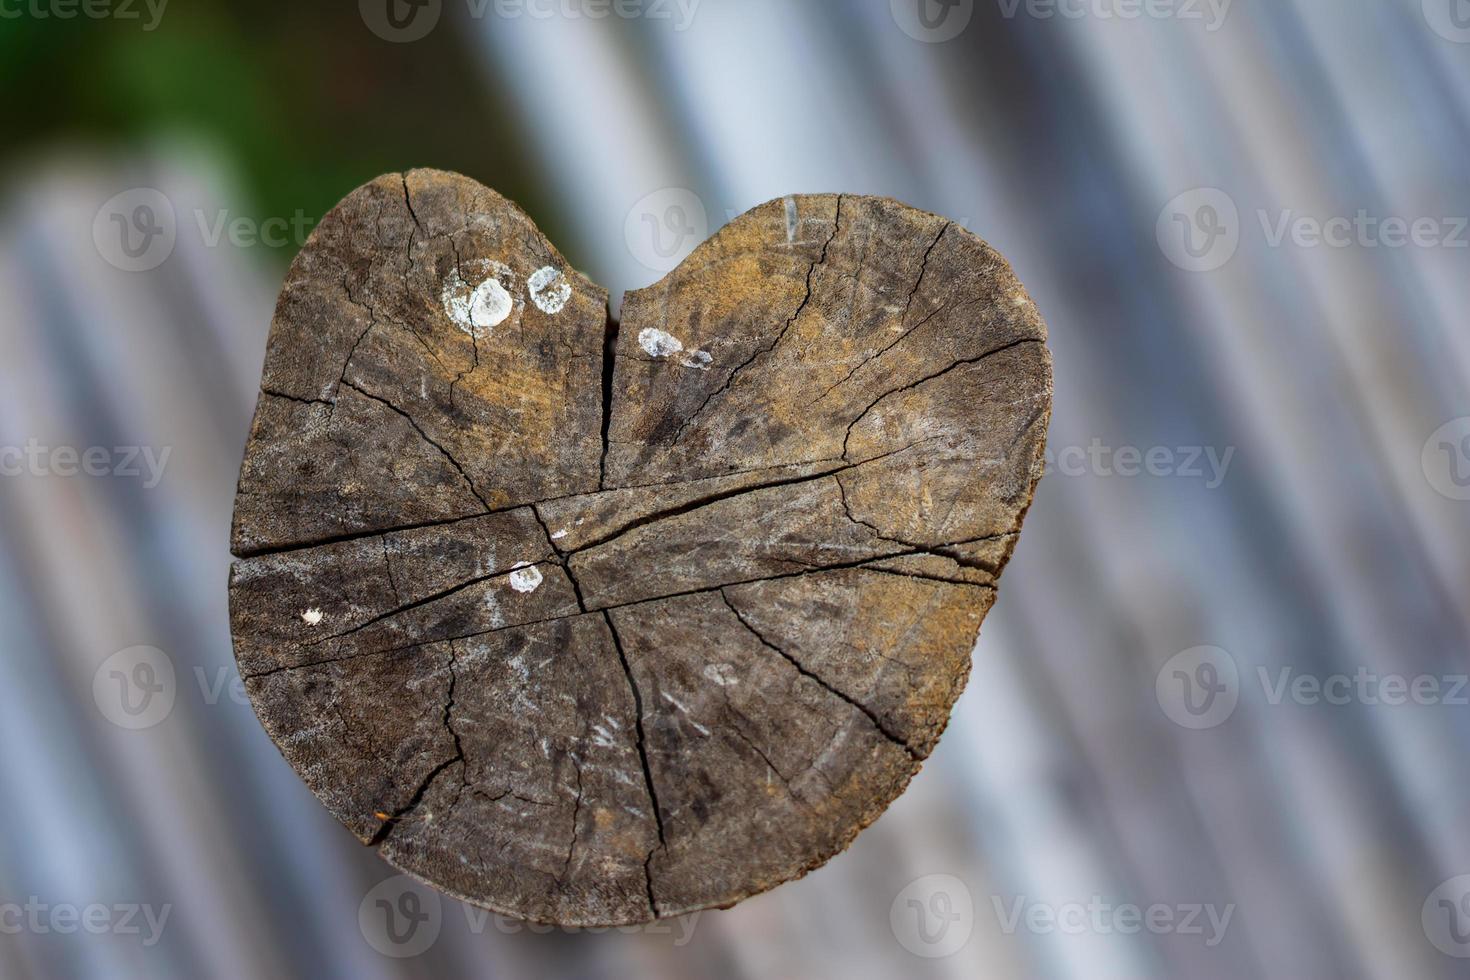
<box><xmin>1</xmin><ymin>2</ymin><xmax>547</xmax><ymax>264</ymax></box>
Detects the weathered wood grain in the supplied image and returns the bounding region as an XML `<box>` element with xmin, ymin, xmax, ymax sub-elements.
<box><xmin>228</xmin><ymin>169</ymin><xmax>1052</xmax><ymax>926</ymax></box>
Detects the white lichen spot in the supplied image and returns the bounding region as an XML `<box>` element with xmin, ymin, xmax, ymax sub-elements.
<box><xmin>639</xmin><ymin>327</ymin><xmax>684</xmax><ymax>358</ymax></box>
<box><xmin>470</xmin><ymin>278</ymin><xmax>513</xmax><ymax>329</ymax></box>
<box><xmin>301</xmin><ymin>608</ymin><xmax>323</xmax><ymax>626</ymax></box>
<box><xmin>509</xmin><ymin>562</ymin><xmax>544</xmax><ymax>593</ymax></box>
<box><xmin>442</xmin><ymin>259</ymin><xmax>517</xmax><ymax>337</ymax></box>
<box><xmin>527</xmin><ymin>266</ymin><xmax>572</xmax><ymax>314</ymax></box>
<box><xmin>703</xmin><ymin>662</ymin><xmax>738</xmax><ymax>686</ymax></box>
<box><xmin>638</xmin><ymin>327</ymin><xmax>711</xmax><ymax>369</ymax></box>
<box><xmin>551</xmin><ymin>529</ymin><xmax>568</xmax><ymax>540</ymax></box>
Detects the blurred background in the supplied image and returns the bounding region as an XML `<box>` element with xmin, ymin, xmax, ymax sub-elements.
<box><xmin>2</xmin><ymin>1</ymin><xmax>1469</xmax><ymax>977</ymax></box>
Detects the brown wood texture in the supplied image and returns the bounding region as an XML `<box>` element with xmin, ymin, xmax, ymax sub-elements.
<box><xmin>228</xmin><ymin>169</ymin><xmax>1052</xmax><ymax>926</ymax></box>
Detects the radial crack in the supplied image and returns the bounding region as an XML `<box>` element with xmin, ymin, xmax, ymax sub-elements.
<box><xmin>341</xmin><ymin>378</ymin><xmax>491</xmax><ymax>509</ymax></box>
<box><xmin>719</xmin><ymin>589</ymin><xmax>919</xmax><ymax>760</ymax></box>
<box><xmin>814</xmin><ymin>223</ymin><xmax>951</xmax><ymax>406</ymax></box>
<box><xmin>671</xmin><ymin>195</ymin><xmax>844</xmax><ymax>446</ymax></box>
<box><xmin>841</xmin><ymin>336</ymin><xmax>1044</xmax><ymax>459</ymax></box>
<box><xmin>302</xmin><ymin>565</ymin><xmax>523</xmax><ymax>648</ymax></box>
<box><xmin>368</xmin><ymin>644</ymin><xmax>466</xmax><ymax>847</ymax></box>
<box><xmin>601</xmin><ymin>609</ymin><xmax>664</xmax><ymax>917</ymax></box>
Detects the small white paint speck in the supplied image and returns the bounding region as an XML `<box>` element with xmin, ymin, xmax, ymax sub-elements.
<box><xmin>528</xmin><ymin>266</ymin><xmax>572</xmax><ymax>314</ymax></box>
<box><xmin>483</xmin><ymin>591</ymin><xmax>507</xmax><ymax>629</ymax></box>
<box><xmin>551</xmin><ymin>529</ymin><xmax>568</xmax><ymax>540</ymax></box>
<box><xmin>509</xmin><ymin>562</ymin><xmax>544</xmax><ymax>593</ymax></box>
<box><xmin>301</xmin><ymin>608</ymin><xmax>323</xmax><ymax>626</ymax></box>
<box><xmin>639</xmin><ymin>327</ymin><xmax>684</xmax><ymax>358</ymax></box>
<box><xmin>638</xmin><ymin>327</ymin><xmax>711</xmax><ymax>369</ymax></box>
<box><xmin>703</xmin><ymin>663</ymin><xmax>738</xmax><ymax>686</ymax></box>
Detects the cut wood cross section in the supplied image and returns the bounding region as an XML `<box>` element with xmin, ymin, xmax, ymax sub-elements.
<box><xmin>228</xmin><ymin>169</ymin><xmax>1052</xmax><ymax>926</ymax></box>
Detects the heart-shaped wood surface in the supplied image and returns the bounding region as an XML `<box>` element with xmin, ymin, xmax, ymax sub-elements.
<box><xmin>229</xmin><ymin>170</ymin><xmax>1051</xmax><ymax>926</ymax></box>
